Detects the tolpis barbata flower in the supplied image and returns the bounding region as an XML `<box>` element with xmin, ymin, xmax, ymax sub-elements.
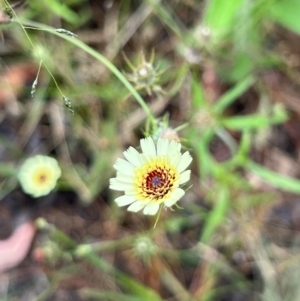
<box><xmin>18</xmin><ymin>155</ymin><xmax>61</xmax><ymax>198</ymax></box>
<box><xmin>109</xmin><ymin>137</ymin><xmax>192</xmax><ymax>216</ymax></box>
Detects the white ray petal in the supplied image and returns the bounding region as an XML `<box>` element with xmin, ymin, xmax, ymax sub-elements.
<box><xmin>109</xmin><ymin>178</ymin><xmax>133</xmax><ymax>191</ymax></box>
<box><xmin>113</xmin><ymin>158</ymin><xmax>135</xmax><ymax>176</ymax></box>
<box><xmin>127</xmin><ymin>200</ymin><xmax>147</xmax><ymax>212</ymax></box>
<box><xmin>115</xmin><ymin>172</ymin><xmax>135</xmax><ymax>183</ymax></box>
<box><xmin>35</xmin><ymin>155</ymin><xmax>44</xmax><ymax>164</ymax></box>
<box><xmin>123</xmin><ymin>147</ymin><xmax>142</xmax><ymax>167</ymax></box>
<box><xmin>139</xmin><ymin>153</ymin><xmax>151</xmax><ymax>163</ymax></box>
<box><xmin>167</xmin><ymin>141</ymin><xmax>181</xmax><ymax>165</ymax></box>
<box><xmin>168</xmin><ymin>151</ymin><xmax>181</xmax><ymax>167</ymax></box>
<box><xmin>32</xmin><ymin>189</ymin><xmax>44</xmax><ymax>198</ymax></box>
<box><xmin>157</xmin><ymin>138</ymin><xmax>169</xmax><ymax>156</ymax></box>
<box><xmin>168</xmin><ymin>140</ymin><xmax>181</xmax><ymax>153</ymax></box>
<box><xmin>143</xmin><ymin>202</ymin><xmax>160</xmax><ymax>215</ymax></box>
<box><xmin>176</xmin><ymin>151</ymin><xmax>192</xmax><ymax>173</ymax></box>
<box><xmin>179</xmin><ymin>170</ymin><xmax>191</xmax><ymax>184</ymax></box>
<box><xmin>140</xmin><ymin>137</ymin><xmax>156</xmax><ymax>157</ymax></box>
<box><xmin>164</xmin><ymin>188</ymin><xmax>185</xmax><ymax>207</ymax></box>
<box><xmin>115</xmin><ymin>195</ymin><xmax>136</xmax><ymax>207</ymax></box>
<box><xmin>163</xmin><ymin>197</ymin><xmax>176</xmax><ymax>207</ymax></box>
<box><xmin>125</xmin><ymin>188</ymin><xmax>138</xmax><ymax>195</ymax></box>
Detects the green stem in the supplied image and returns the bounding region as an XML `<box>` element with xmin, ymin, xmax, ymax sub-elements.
<box><xmin>35</xmin><ymin>219</ymin><xmax>163</xmax><ymax>301</ymax></box>
<box><xmin>11</xmin><ymin>15</ymin><xmax>156</xmax><ymax>124</ymax></box>
<box><xmin>3</xmin><ymin>0</ymin><xmax>65</xmax><ymax>97</ymax></box>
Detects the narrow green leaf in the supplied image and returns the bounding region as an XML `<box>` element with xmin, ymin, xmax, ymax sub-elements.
<box><xmin>204</xmin><ymin>0</ymin><xmax>244</xmax><ymax>38</ymax></box>
<box><xmin>192</xmin><ymin>129</ymin><xmax>214</xmax><ymax>179</ymax></box>
<box><xmin>247</xmin><ymin>161</ymin><xmax>300</xmax><ymax>194</ymax></box>
<box><xmin>191</xmin><ymin>75</ymin><xmax>205</xmax><ymax>108</ymax></box>
<box><xmin>221</xmin><ymin>110</ymin><xmax>287</xmax><ymax>130</ymax></box>
<box><xmin>80</xmin><ymin>289</ymin><xmax>146</xmax><ymax>301</ymax></box>
<box><xmin>85</xmin><ymin>253</ymin><xmax>163</xmax><ymax>301</ymax></box>
<box><xmin>37</xmin><ymin>0</ymin><xmax>80</xmax><ymax>24</ymax></box>
<box><xmin>145</xmin><ymin>0</ymin><xmax>184</xmax><ymax>39</ymax></box>
<box><xmin>221</xmin><ymin>115</ymin><xmax>268</xmax><ymax>129</ymax></box>
<box><xmin>201</xmin><ymin>187</ymin><xmax>229</xmax><ymax>243</ymax></box>
<box><xmin>269</xmin><ymin>0</ymin><xmax>300</xmax><ymax>35</ymax></box>
<box><xmin>233</xmin><ymin>130</ymin><xmax>252</xmax><ymax>164</ymax></box>
<box><xmin>20</xmin><ymin>20</ymin><xmax>156</xmax><ymax>124</ymax></box>
<box><xmin>225</xmin><ymin>53</ymin><xmax>254</xmax><ymax>82</ymax></box>
<box><xmin>215</xmin><ymin>75</ymin><xmax>255</xmax><ymax>114</ymax></box>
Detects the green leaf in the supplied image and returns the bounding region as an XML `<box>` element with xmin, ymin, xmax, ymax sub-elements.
<box><xmin>247</xmin><ymin>161</ymin><xmax>300</xmax><ymax>194</ymax></box>
<box><xmin>204</xmin><ymin>0</ymin><xmax>244</xmax><ymax>39</ymax></box>
<box><xmin>222</xmin><ymin>115</ymin><xmax>268</xmax><ymax>129</ymax></box>
<box><xmin>269</xmin><ymin>0</ymin><xmax>300</xmax><ymax>35</ymax></box>
<box><xmin>145</xmin><ymin>0</ymin><xmax>184</xmax><ymax>39</ymax></box>
<box><xmin>38</xmin><ymin>0</ymin><xmax>80</xmax><ymax>24</ymax></box>
<box><xmin>21</xmin><ymin>19</ymin><xmax>156</xmax><ymax>125</ymax></box>
<box><xmin>191</xmin><ymin>75</ymin><xmax>205</xmax><ymax>108</ymax></box>
<box><xmin>201</xmin><ymin>187</ymin><xmax>229</xmax><ymax>243</ymax></box>
<box><xmin>232</xmin><ymin>130</ymin><xmax>252</xmax><ymax>165</ymax></box>
<box><xmin>221</xmin><ymin>109</ymin><xmax>287</xmax><ymax>130</ymax></box>
<box><xmin>80</xmin><ymin>289</ymin><xmax>148</xmax><ymax>301</ymax></box>
<box><xmin>214</xmin><ymin>75</ymin><xmax>255</xmax><ymax>114</ymax></box>
<box><xmin>225</xmin><ymin>53</ymin><xmax>254</xmax><ymax>82</ymax></box>
<box><xmin>191</xmin><ymin>129</ymin><xmax>215</xmax><ymax>179</ymax></box>
<box><xmin>85</xmin><ymin>254</ymin><xmax>163</xmax><ymax>301</ymax></box>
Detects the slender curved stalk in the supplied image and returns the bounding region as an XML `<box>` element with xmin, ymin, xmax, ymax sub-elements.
<box><xmin>3</xmin><ymin>0</ymin><xmax>156</xmax><ymax>124</ymax></box>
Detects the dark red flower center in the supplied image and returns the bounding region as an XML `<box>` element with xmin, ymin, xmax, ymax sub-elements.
<box><xmin>140</xmin><ymin>167</ymin><xmax>176</xmax><ymax>201</ymax></box>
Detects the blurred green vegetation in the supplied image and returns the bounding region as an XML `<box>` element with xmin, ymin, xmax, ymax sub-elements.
<box><xmin>2</xmin><ymin>0</ymin><xmax>300</xmax><ymax>300</ymax></box>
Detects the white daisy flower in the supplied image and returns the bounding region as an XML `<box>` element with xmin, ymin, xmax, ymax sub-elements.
<box><xmin>18</xmin><ymin>155</ymin><xmax>61</xmax><ymax>198</ymax></box>
<box><xmin>109</xmin><ymin>137</ymin><xmax>192</xmax><ymax>216</ymax></box>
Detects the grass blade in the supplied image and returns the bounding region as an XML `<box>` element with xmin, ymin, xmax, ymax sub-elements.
<box><xmin>246</xmin><ymin>161</ymin><xmax>300</xmax><ymax>194</ymax></box>
<box><xmin>200</xmin><ymin>186</ymin><xmax>229</xmax><ymax>243</ymax></box>
<box><xmin>214</xmin><ymin>75</ymin><xmax>255</xmax><ymax>114</ymax></box>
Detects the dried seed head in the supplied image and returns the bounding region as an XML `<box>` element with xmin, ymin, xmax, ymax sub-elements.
<box><xmin>159</xmin><ymin>127</ymin><xmax>180</xmax><ymax>142</ymax></box>
<box><xmin>201</xmin><ymin>26</ymin><xmax>211</xmax><ymax>38</ymax></box>
<box><xmin>193</xmin><ymin>108</ymin><xmax>216</xmax><ymax>130</ymax></box>
<box><xmin>123</xmin><ymin>51</ymin><xmax>165</xmax><ymax>95</ymax></box>
<box><xmin>133</xmin><ymin>236</ymin><xmax>157</xmax><ymax>264</ymax></box>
